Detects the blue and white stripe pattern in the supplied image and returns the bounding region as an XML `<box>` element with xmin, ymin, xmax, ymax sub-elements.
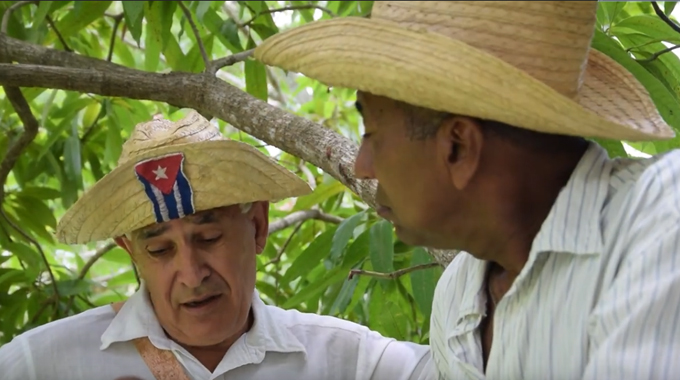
<box><xmin>430</xmin><ymin>142</ymin><xmax>680</xmax><ymax>379</ymax></box>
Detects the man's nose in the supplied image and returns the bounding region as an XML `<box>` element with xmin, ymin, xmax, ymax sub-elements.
<box><xmin>354</xmin><ymin>144</ymin><xmax>376</xmax><ymax>180</ymax></box>
<box><xmin>176</xmin><ymin>244</ymin><xmax>210</xmax><ymax>288</ymax></box>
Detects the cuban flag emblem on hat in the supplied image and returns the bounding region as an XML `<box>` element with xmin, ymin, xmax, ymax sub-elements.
<box><xmin>134</xmin><ymin>153</ymin><xmax>195</xmax><ymax>223</ymax></box>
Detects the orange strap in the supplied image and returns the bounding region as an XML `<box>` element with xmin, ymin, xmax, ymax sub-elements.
<box><xmin>111</xmin><ymin>302</ymin><xmax>191</xmax><ymax>380</ymax></box>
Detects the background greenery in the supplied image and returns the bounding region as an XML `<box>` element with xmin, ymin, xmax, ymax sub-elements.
<box><xmin>1</xmin><ymin>1</ymin><xmax>679</xmax><ymax>347</ymax></box>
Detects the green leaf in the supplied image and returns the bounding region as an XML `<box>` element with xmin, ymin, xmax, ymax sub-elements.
<box><xmin>330</xmin><ymin>211</ymin><xmax>365</xmax><ymax>262</ymax></box>
<box><xmin>282</xmin><ymin>227</ymin><xmax>337</xmax><ymax>283</ymax></box>
<box><xmin>202</xmin><ymin>9</ymin><xmax>242</xmax><ymax>52</ymax></box>
<box><xmin>593</xmin><ymin>138</ymin><xmax>629</xmax><ymax>158</ymax></box>
<box><xmin>32</xmin><ymin>1</ymin><xmax>53</xmax><ymax>32</ymax></box>
<box><xmin>342</xmin><ymin>227</ymin><xmax>371</xmax><ymax>267</ymax></box>
<box><xmin>13</xmin><ymin>194</ymin><xmax>57</xmax><ymax>230</ymax></box>
<box><xmin>63</xmin><ymin>130</ymin><xmax>83</xmax><ymax>190</ymax></box>
<box><xmin>291</xmin><ymin>1</ymin><xmax>315</xmax><ymax>22</ymax></box>
<box><xmin>100</xmin><ymin>247</ymin><xmax>133</xmax><ymax>264</ymax></box>
<box><xmin>369</xmin><ymin>220</ymin><xmax>395</xmax><ymax>274</ymax></box>
<box><xmin>329</xmin><ymin>271</ymin><xmax>360</xmax><ymax>315</ymax></box>
<box><xmin>600</xmin><ymin>2</ymin><xmax>626</xmax><ymax>27</ymax></box>
<box><xmin>294</xmin><ymin>180</ymin><xmax>346</xmax><ymax>211</ymax></box>
<box><xmin>18</xmin><ymin>186</ymin><xmax>61</xmax><ymax>200</ymax></box>
<box><xmin>409</xmin><ymin>247</ymin><xmax>441</xmax><ymax>320</ymax></box>
<box><xmin>144</xmin><ymin>2</ymin><xmax>162</xmax><ymax>71</ymax></box>
<box><xmin>664</xmin><ymin>1</ymin><xmax>677</xmax><ymax>15</ymax></box>
<box><xmin>610</xmin><ymin>14</ymin><xmax>680</xmax><ymax>44</ymax></box>
<box><xmin>123</xmin><ymin>0</ymin><xmax>145</xmax><ymax>44</ymax></box>
<box><xmin>195</xmin><ymin>1</ymin><xmax>212</xmax><ymax>22</ymax></box>
<box><xmin>54</xmin><ymin>279</ymin><xmax>94</xmax><ymax>297</ymax></box>
<box><xmin>369</xmin><ymin>285</ymin><xmax>407</xmax><ymax>340</ymax></box>
<box><xmin>282</xmin><ymin>264</ymin><xmax>349</xmax><ymax>308</ymax></box>
<box><xmin>5</xmin><ymin>242</ymin><xmax>40</xmax><ymax>268</ymax></box>
<box><xmin>51</xmin><ymin>1</ymin><xmax>112</xmax><ymax>42</ymax></box>
<box><xmin>245</xmin><ymin>38</ymin><xmax>268</xmax><ymax>101</ymax></box>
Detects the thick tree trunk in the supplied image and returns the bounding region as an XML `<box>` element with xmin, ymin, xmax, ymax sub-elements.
<box><xmin>0</xmin><ymin>34</ymin><xmax>457</xmax><ymax>267</ymax></box>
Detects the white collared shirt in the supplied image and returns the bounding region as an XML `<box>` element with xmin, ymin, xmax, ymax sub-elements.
<box><xmin>430</xmin><ymin>143</ymin><xmax>680</xmax><ymax>379</ymax></box>
<box><xmin>0</xmin><ymin>286</ymin><xmax>434</xmax><ymax>380</ymax></box>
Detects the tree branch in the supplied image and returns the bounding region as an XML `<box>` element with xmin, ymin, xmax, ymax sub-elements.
<box><xmin>177</xmin><ymin>1</ymin><xmax>210</xmax><ymax>73</ymax></box>
<box><xmin>77</xmin><ymin>241</ymin><xmax>117</xmax><ymax>280</ymax></box>
<box><xmin>0</xmin><ymin>34</ymin><xmax>458</xmax><ymax>268</ymax></box>
<box><xmin>348</xmin><ymin>262</ymin><xmax>440</xmax><ymax>280</ymax></box>
<box><xmin>1</xmin><ymin>0</ymin><xmax>34</xmax><ymax>34</ymax></box>
<box><xmin>106</xmin><ymin>13</ymin><xmax>124</xmax><ymax>62</ymax></box>
<box><xmin>44</xmin><ymin>15</ymin><xmax>71</xmax><ymax>52</ymax></box>
<box><xmin>210</xmin><ymin>49</ymin><xmax>253</xmax><ymax>74</ymax></box>
<box><xmin>635</xmin><ymin>44</ymin><xmax>680</xmax><ymax>62</ymax></box>
<box><xmin>0</xmin><ymin>86</ymin><xmax>39</xmax><ymax>203</ymax></box>
<box><xmin>0</xmin><ymin>208</ymin><xmax>60</xmax><ymax>300</ymax></box>
<box><xmin>652</xmin><ymin>2</ymin><xmax>680</xmax><ymax>34</ymax></box>
<box><xmin>268</xmin><ymin>209</ymin><xmax>343</xmax><ymax>235</ymax></box>
<box><xmin>266</xmin><ymin>221</ymin><xmax>304</xmax><ymax>266</ymax></box>
<box><xmin>242</xmin><ymin>4</ymin><xmax>337</xmax><ymax>28</ymax></box>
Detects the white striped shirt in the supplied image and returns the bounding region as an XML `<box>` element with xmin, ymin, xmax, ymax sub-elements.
<box><xmin>430</xmin><ymin>142</ymin><xmax>680</xmax><ymax>380</ymax></box>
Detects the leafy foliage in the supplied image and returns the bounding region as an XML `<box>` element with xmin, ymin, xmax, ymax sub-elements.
<box><xmin>1</xmin><ymin>0</ymin><xmax>680</xmax><ymax>348</ymax></box>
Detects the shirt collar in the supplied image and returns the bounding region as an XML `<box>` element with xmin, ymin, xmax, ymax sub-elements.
<box><xmin>454</xmin><ymin>142</ymin><xmax>612</xmax><ymax>323</ymax></box>
<box><xmin>531</xmin><ymin>142</ymin><xmax>612</xmax><ymax>256</ymax></box>
<box><xmin>100</xmin><ymin>284</ymin><xmax>307</xmax><ymax>361</ymax></box>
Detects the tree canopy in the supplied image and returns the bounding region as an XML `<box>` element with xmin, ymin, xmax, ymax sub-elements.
<box><xmin>1</xmin><ymin>0</ymin><xmax>680</xmax><ymax>347</ymax></box>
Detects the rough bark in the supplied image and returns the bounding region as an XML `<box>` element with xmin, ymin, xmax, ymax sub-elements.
<box><xmin>0</xmin><ymin>34</ymin><xmax>457</xmax><ymax>267</ymax></box>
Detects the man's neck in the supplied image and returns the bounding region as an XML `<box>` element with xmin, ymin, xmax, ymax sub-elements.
<box><xmin>471</xmin><ymin>145</ymin><xmax>588</xmax><ymax>277</ymax></box>
<box><xmin>170</xmin><ymin>309</ymin><xmax>254</xmax><ymax>373</ymax></box>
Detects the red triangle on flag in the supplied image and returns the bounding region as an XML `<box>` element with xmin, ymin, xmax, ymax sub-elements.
<box><xmin>134</xmin><ymin>154</ymin><xmax>184</xmax><ymax>195</ymax></box>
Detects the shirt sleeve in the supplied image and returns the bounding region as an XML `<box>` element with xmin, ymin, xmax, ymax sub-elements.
<box><xmin>354</xmin><ymin>327</ymin><xmax>435</xmax><ymax>380</ymax></box>
<box><xmin>0</xmin><ymin>336</ymin><xmax>36</xmax><ymax>380</ymax></box>
<box><xmin>581</xmin><ymin>215</ymin><xmax>680</xmax><ymax>380</ymax></box>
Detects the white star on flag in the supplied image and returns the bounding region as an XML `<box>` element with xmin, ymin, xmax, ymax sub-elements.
<box><xmin>152</xmin><ymin>165</ymin><xmax>168</xmax><ymax>180</ymax></box>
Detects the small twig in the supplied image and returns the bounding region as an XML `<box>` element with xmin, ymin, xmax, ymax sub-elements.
<box><xmin>635</xmin><ymin>44</ymin><xmax>680</xmax><ymax>62</ymax></box>
<box><xmin>106</xmin><ymin>13</ymin><xmax>124</xmax><ymax>62</ymax></box>
<box><xmin>77</xmin><ymin>241</ymin><xmax>117</xmax><ymax>280</ymax></box>
<box><xmin>210</xmin><ymin>49</ymin><xmax>254</xmax><ymax>74</ymax></box>
<box><xmin>1</xmin><ymin>0</ymin><xmax>35</xmax><ymax>34</ymax></box>
<box><xmin>265</xmin><ymin>221</ymin><xmax>304</xmax><ymax>266</ymax></box>
<box><xmin>0</xmin><ymin>87</ymin><xmax>40</xmax><ymax>204</ymax></box>
<box><xmin>348</xmin><ymin>262</ymin><xmax>440</xmax><ymax>280</ymax></box>
<box><xmin>45</xmin><ymin>15</ymin><xmax>71</xmax><ymax>52</ymax></box>
<box><xmin>177</xmin><ymin>1</ymin><xmax>210</xmax><ymax>72</ymax></box>
<box><xmin>268</xmin><ymin>209</ymin><xmax>343</xmax><ymax>234</ymax></box>
<box><xmin>241</xmin><ymin>4</ymin><xmax>337</xmax><ymax>28</ymax></box>
<box><xmin>0</xmin><ymin>208</ymin><xmax>60</xmax><ymax>299</ymax></box>
<box><xmin>652</xmin><ymin>2</ymin><xmax>680</xmax><ymax>34</ymax></box>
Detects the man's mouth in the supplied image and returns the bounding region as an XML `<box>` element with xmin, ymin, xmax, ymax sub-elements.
<box><xmin>182</xmin><ymin>294</ymin><xmax>221</xmax><ymax>308</ymax></box>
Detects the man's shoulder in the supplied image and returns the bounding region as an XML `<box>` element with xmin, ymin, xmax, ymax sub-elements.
<box><xmin>610</xmin><ymin>149</ymin><xmax>680</xmax><ymax>218</ymax></box>
<box><xmin>264</xmin><ymin>302</ymin><xmax>376</xmax><ymax>337</ymax></box>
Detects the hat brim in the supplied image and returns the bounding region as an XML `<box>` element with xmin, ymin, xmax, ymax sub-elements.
<box><xmin>254</xmin><ymin>17</ymin><xmax>675</xmax><ymax>142</ymax></box>
<box><xmin>56</xmin><ymin>140</ymin><xmax>312</xmax><ymax>245</ymax></box>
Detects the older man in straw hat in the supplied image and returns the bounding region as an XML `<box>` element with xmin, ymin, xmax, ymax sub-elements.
<box><xmin>0</xmin><ymin>111</ymin><xmax>434</xmax><ymax>380</ymax></box>
<box><xmin>253</xmin><ymin>1</ymin><xmax>680</xmax><ymax>379</ymax></box>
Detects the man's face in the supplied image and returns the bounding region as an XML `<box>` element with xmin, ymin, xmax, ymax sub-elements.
<box><xmin>353</xmin><ymin>92</ymin><xmax>464</xmax><ymax>247</ymax></box>
<box><xmin>115</xmin><ymin>202</ymin><xmax>269</xmax><ymax>348</ymax></box>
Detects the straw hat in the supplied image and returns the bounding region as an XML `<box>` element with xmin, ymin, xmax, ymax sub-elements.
<box><xmin>254</xmin><ymin>1</ymin><xmax>675</xmax><ymax>141</ymax></box>
<box><xmin>56</xmin><ymin>110</ymin><xmax>312</xmax><ymax>245</ymax></box>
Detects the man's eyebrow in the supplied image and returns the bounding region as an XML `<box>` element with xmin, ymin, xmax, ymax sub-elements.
<box><xmin>355</xmin><ymin>101</ymin><xmax>363</xmax><ymax>115</ymax></box>
<box><xmin>139</xmin><ymin>225</ymin><xmax>169</xmax><ymax>240</ymax></box>
<box><xmin>188</xmin><ymin>211</ymin><xmax>217</xmax><ymax>225</ymax></box>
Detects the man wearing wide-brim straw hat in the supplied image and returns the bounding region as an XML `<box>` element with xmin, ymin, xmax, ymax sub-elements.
<box><xmin>254</xmin><ymin>1</ymin><xmax>680</xmax><ymax>379</ymax></box>
<box><xmin>0</xmin><ymin>111</ymin><xmax>435</xmax><ymax>379</ymax></box>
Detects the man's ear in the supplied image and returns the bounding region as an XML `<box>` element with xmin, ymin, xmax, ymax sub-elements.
<box><xmin>251</xmin><ymin>201</ymin><xmax>270</xmax><ymax>254</ymax></box>
<box><xmin>114</xmin><ymin>236</ymin><xmax>136</xmax><ymax>263</ymax></box>
<box><xmin>435</xmin><ymin>116</ymin><xmax>484</xmax><ymax>190</ymax></box>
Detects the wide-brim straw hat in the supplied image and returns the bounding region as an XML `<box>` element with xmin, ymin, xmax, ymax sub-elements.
<box><xmin>254</xmin><ymin>1</ymin><xmax>675</xmax><ymax>142</ymax></box>
<box><xmin>56</xmin><ymin>110</ymin><xmax>312</xmax><ymax>245</ymax></box>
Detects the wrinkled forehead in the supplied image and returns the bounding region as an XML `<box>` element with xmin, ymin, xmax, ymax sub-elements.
<box><xmin>129</xmin><ymin>207</ymin><xmax>225</xmax><ymax>240</ymax></box>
